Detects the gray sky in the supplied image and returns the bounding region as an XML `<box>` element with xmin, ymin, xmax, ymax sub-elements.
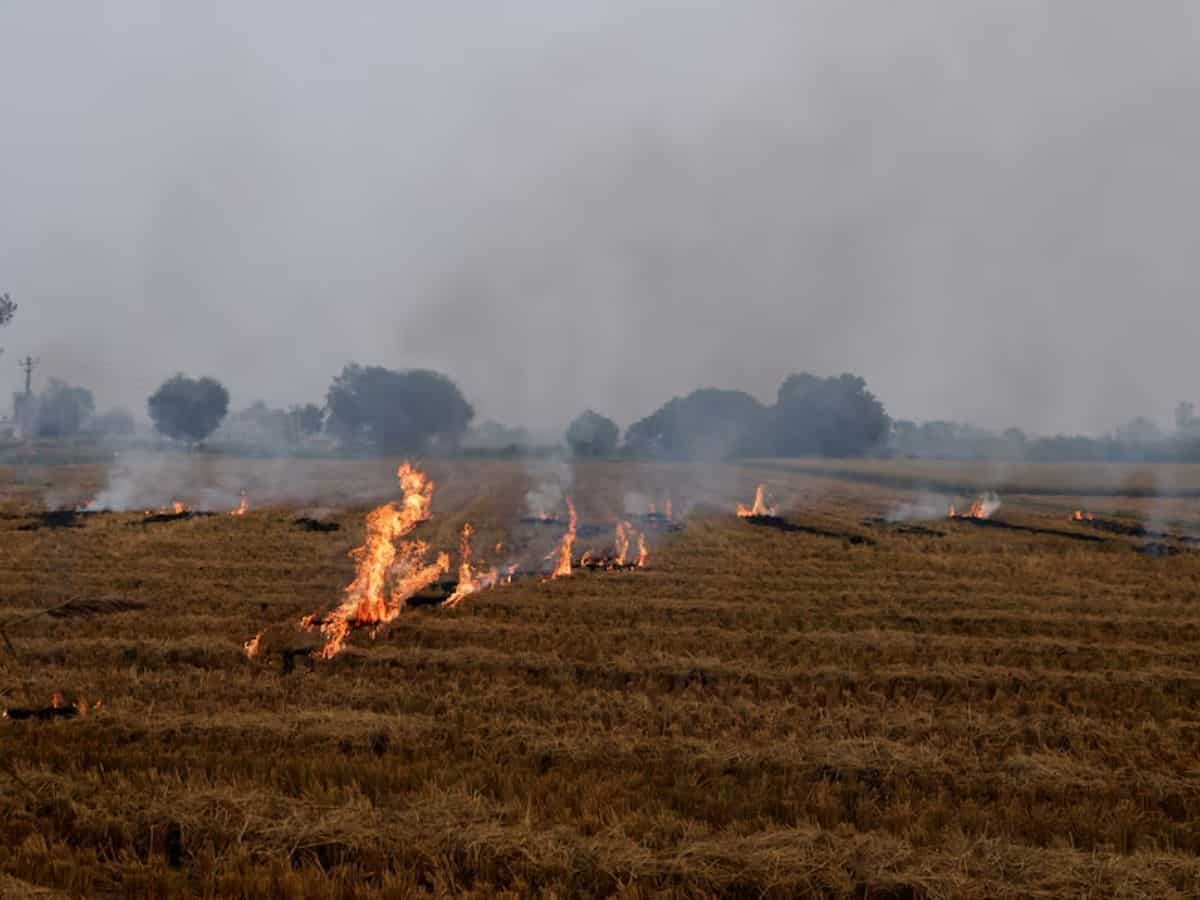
<box><xmin>2</xmin><ymin>1</ymin><xmax>1198</xmax><ymax>437</ymax></box>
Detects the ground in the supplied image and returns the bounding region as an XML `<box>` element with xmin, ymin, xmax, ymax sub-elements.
<box><xmin>1</xmin><ymin>458</ymin><xmax>1199</xmax><ymax>898</ymax></box>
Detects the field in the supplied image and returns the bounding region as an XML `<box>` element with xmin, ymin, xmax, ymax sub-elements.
<box><xmin>2</xmin><ymin>457</ymin><xmax>1200</xmax><ymax>898</ymax></box>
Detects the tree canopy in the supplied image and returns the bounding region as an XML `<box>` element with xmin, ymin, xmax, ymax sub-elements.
<box><xmin>624</xmin><ymin>389</ymin><xmax>768</xmax><ymax>460</ymax></box>
<box><xmin>35</xmin><ymin>379</ymin><xmax>95</xmax><ymax>438</ymax></box>
<box><xmin>565</xmin><ymin>410</ymin><xmax>619</xmax><ymax>457</ymax></box>
<box><xmin>325</xmin><ymin>365</ymin><xmax>474</xmax><ymax>452</ymax></box>
<box><xmin>773</xmin><ymin>372</ymin><xmax>890</xmax><ymax>457</ymax></box>
<box><xmin>147</xmin><ymin>374</ymin><xmax>230</xmax><ymax>443</ymax></box>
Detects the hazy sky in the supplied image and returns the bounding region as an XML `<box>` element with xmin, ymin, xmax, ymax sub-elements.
<box><xmin>2</xmin><ymin>1</ymin><xmax>1199</xmax><ymax>436</ymax></box>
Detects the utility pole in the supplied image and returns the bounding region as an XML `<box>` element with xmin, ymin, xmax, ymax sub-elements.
<box><xmin>19</xmin><ymin>356</ymin><xmax>37</xmax><ymax>396</ymax></box>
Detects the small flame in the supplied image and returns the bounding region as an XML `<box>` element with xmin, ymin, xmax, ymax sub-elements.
<box><xmin>243</xmin><ymin>631</ymin><xmax>263</xmax><ymax>659</ymax></box>
<box><xmin>443</xmin><ymin>523</ymin><xmax>499</xmax><ymax>608</ymax></box>
<box><xmin>171</xmin><ymin>501</ymin><xmax>189</xmax><ymax>515</ymax></box>
<box><xmin>664</xmin><ymin>496</ymin><xmax>673</xmax><ymax>520</ymax></box>
<box><xmin>737</xmin><ymin>484</ymin><xmax>776</xmax><ymax>518</ymax></box>
<box><xmin>635</xmin><ymin>531</ymin><xmax>648</xmax><ymax>568</ymax></box>
<box><xmin>548</xmin><ymin>497</ymin><xmax>577</xmax><ymax>578</ymax></box>
<box><xmin>949</xmin><ymin>493</ymin><xmax>1002</xmax><ymax>520</ymax></box>
<box><xmin>1072</xmin><ymin>510</ymin><xmax>1095</xmax><ymax>522</ymax></box>
<box><xmin>579</xmin><ymin>550</ymin><xmax>593</xmax><ymax>568</ymax></box>
<box><xmin>230</xmin><ymin>493</ymin><xmax>249</xmax><ymax>517</ymax></box>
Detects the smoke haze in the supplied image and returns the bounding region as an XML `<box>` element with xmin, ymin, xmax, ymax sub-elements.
<box><xmin>3</xmin><ymin>1</ymin><xmax>1198</xmax><ymax>435</ymax></box>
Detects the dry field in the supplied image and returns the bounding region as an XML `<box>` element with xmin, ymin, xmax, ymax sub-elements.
<box><xmin>2</xmin><ymin>458</ymin><xmax>1200</xmax><ymax>898</ymax></box>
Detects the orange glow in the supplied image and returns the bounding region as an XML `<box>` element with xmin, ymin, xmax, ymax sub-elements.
<box><xmin>737</xmin><ymin>484</ymin><xmax>775</xmax><ymax>517</ymax></box>
<box><xmin>304</xmin><ymin>462</ymin><xmax>449</xmax><ymax>658</ymax></box>
<box><xmin>548</xmin><ymin>497</ymin><xmax>577</xmax><ymax>578</ymax></box>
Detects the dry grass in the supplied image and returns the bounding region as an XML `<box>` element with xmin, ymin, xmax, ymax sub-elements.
<box><xmin>1</xmin><ymin>458</ymin><xmax>1199</xmax><ymax>898</ymax></box>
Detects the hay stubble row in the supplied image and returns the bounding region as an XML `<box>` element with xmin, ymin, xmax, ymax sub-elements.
<box><xmin>1</xmin><ymin>459</ymin><xmax>1199</xmax><ymax>898</ymax></box>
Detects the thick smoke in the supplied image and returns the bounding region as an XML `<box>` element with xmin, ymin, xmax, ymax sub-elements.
<box><xmin>3</xmin><ymin>2</ymin><xmax>1200</xmax><ymax>436</ymax></box>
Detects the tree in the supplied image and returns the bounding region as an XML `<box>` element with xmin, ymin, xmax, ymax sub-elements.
<box><xmin>288</xmin><ymin>403</ymin><xmax>325</xmax><ymax>441</ymax></box>
<box><xmin>35</xmin><ymin>379</ymin><xmax>95</xmax><ymax>438</ymax></box>
<box><xmin>325</xmin><ymin>364</ymin><xmax>474</xmax><ymax>452</ymax></box>
<box><xmin>147</xmin><ymin>374</ymin><xmax>230</xmax><ymax>443</ymax></box>
<box><xmin>624</xmin><ymin>389</ymin><xmax>769</xmax><ymax>460</ymax></box>
<box><xmin>565</xmin><ymin>410</ymin><xmax>619</xmax><ymax>457</ymax></box>
<box><xmin>773</xmin><ymin>373</ymin><xmax>890</xmax><ymax>457</ymax></box>
<box><xmin>0</xmin><ymin>293</ymin><xmax>15</xmax><ymax>328</ymax></box>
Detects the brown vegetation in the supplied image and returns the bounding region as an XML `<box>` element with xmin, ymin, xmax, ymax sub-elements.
<box><xmin>1</xmin><ymin>459</ymin><xmax>1199</xmax><ymax>897</ymax></box>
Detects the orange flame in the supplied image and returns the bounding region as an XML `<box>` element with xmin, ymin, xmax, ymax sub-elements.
<box><xmin>635</xmin><ymin>531</ymin><xmax>648</xmax><ymax>568</ymax></box>
<box><xmin>664</xmin><ymin>496</ymin><xmax>673</xmax><ymax>520</ymax></box>
<box><xmin>243</xmin><ymin>631</ymin><xmax>263</xmax><ymax>659</ymax></box>
<box><xmin>306</xmin><ymin>462</ymin><xmax>449</xmax><ymax>658</ymax></box>
<box><xmin>548</xmin><ymin>497</ymin><xmax>577</xmax><ymax>578</ymax></box>
<box><xmin>230</xmin><ymin>493</ymin><xmax>248</xmax><ymax>517</ymax></box>
<box><xmin>948</xmin><ymin>493</ymin><xmax>1001</xmax><ymax>520</ymax></box>
<box><xmin>171</xmin><ymin>501</ymin><xmax>189</xmax><ymax>515</ymax></box>
<box><xmin>737</xmin><ymin>484</ymin><xmax>775</xmax><ymax>517</ymax></box>
<box><xmin>1072</xmin><ymin>510</ymin><xmax>1095</xmax><ymax>522</ymax></box>
<box><xmin>614</xmin><ymin>521</ymin><xmax>630</xmax><ymax>566</ymax></box>
<box><xmin>443</xmin><ymin>523</ymin><xmax>499</xmax><ymax>608</ymax></box>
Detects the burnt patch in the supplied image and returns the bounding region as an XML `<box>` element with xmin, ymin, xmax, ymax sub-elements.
<box><xmin>4</xmin><ymin>704</ymin><xmax>81</xmax><ymax>722</ymax></box>
<box><xmin>1137</xmin><ymin>542</ymin><xmax>1181</xmax><ymax>559</ymax></box>
<box><xmin>742</xmin><ymin>515</ymin><xmax>875</xmax><ymax>546</ymax></box>
<box><xmin>16</xmin><ymin>509</ymin><xmax>100</xmax><ymax>531</ymax></box>
<box><xmin>949</xmin><ymin>517</ymin><xmax>1107</xmax><ymax>544</ymax></box>
<box><xmin>293</xmin><ymin>517</ymin><xmax>340</xmax><ymax>533</ymax></box>
<box><xmin>861</xmin><ymin>517</ymin><xmax>945</xmax><ymax>538</ymax></box>
<box><xmin>134</xmin><ymin>511</ymin><xmax>217</xmax><ymax>526</ymax></box>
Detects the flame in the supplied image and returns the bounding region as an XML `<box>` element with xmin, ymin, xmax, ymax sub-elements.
<box><xmin>1072</xmin><ymin>510</ymin><xmax>1095</xmax><ymax>522</ymax></box>
<box><xmin>305</xmin><ymin>462</ymin><xmax>449</xmax><ymax>658</ymax></box>
<box><xmin>949</xmin><ymin>493</ymin><xmax>1002</xmax><ymax>520</ymax></box>
<box><xmin>443</xmin><ymin>523</ymin><xmax>499</xmax><ymax>608</ymax></box>
<box><xmin>579</xmin><ymin>550</ymin><xmax>593</xmax><ymax>568</ymax></box>
<box><xmin>243</xmin><ymin>631</ymin><xmax>263</xmax><ymax>659</ymax></box>
<box><xmin>50</xmin><ymin>692</ymin><xmax>63</xmax><ymax>709</ymax></box>
<box><xmin>648</xmin><ymin>501</ymin><xmax>657</xmax><ymax>515</ymax></box>
<box><xmin>548</xmin><ymin>497</ymin><xmax>577</xmax><ymax>578</ymax></box>
<box><xmin>230</xmin><ymin>493</ymin><xmax>249</xmax><ymax>517</ymax></box>
<box><xmin>737</xmin><ymin>484</ymin><xmax>776</xmax><ymax>517</ymax></box>
<box><xmin>664</xmin><ymin>496</ymin><xmax>673</xmax><ymax>520</ymax></box>
<box><xmin>614</xmin><ymin>521</ymin><xmax>630</xmax><ymax>566</ymax></box>
<box><xmin>635</xmin><ymin>531</ymin><xmax>648</xmax><ymax>568</ymax></box>
<box><xmin>171</xmin><ymin>501</ymin><xmax>189</xmax><ymax>515</ymax></box>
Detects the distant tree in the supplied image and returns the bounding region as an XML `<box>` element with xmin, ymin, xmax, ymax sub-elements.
<box><xmin>0</xmin><ymin>293</ymin><xmax>15</xmax><ymax>328</ymax></box>
<box><xmin>565</xmin><ymin>410</ymin><xmax>619</xmax><ymax>457</ymax></box>
<box><xmin>625</xmin><ymin>389</ymin><xmax>768</xmax><ymax>460</ymax></box>
<box><xmin>288</xmin><ymin>403</ymin><xmax>325</xmax><ymax>441</ymax></box>
<box><xmin>1115</xmin><ymin>417</ymin><xmax>1162</xmax><ymax>445</ymax></box>
<box><xmin>34</xmin><ymin>379</ymin><xmax>95</xmax><ymax>438</ymax></box>
<box><xmin>1176</xmin><ymin>402</ymin><xmax>1200</xmax><ymax>437</ymax></box>
<box><xmin>147</xmin><ymin>374</ymin><xmax>230</xmax><ymax>443</ymax></box>
<box><xmin>463</xmin><ymin>420</ymin><xmax>532</xmax><ymax>453</ymax></box>
<box><xmin>85</xmin><ymin>408</ymin><xmax>136</xmax><ymax>436</ymax></box>
<box><xmin>773</xmin><ymin>373</ymin><xmax>890</xmax><ymax>457</ymax></box>
<box><xmin>325</xmin><ymin>364</ymin><xmax>474</xmax><ymax>452</ymax></box>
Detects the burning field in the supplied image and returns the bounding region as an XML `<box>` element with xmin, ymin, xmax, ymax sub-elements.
<box><xmin>2</xmin><ymin>458</ymin><xmax>1200</xmax><ymax>898</ymax></box>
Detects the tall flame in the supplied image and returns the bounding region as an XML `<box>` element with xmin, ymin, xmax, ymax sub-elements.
<box><xmin>549</xmin><ymin>497</ymin><xmax>577</xmax><ymax>578</ymax></box>
<box><xmin>737</xmin><ymin>484</ymin><xmax>775</xmax><ymax>517</ymax></box>
<box><xmin>614</xmin><ymin>521</ymin><xmax>630</xmax><ymax>566</ymax></box>
<box><xmin>308</xmin><ymin>462</ymin><xmax>449</xmax><ymax>658</ymax></box>
<box><xmin>664</xmin><ymin>496</ymin><xmax>673</xmax><ymax>520</ymax></box>
<box><xmin>635</xmin><ymin>531</ymin><xmax>648</xmax><ymax>568</ymax></box>
<box><xmin>230</xmin><ymin>493</ymin><xmax>248</xmax><ymax>517</ymax></box>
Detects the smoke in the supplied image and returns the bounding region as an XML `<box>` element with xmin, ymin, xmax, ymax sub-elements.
<box><xmin>886</xmin><ymin>492</ymin><xmax>951</xmax><ymax>523</ymax></box>
<box><xmin>4</xmin><ymin>2</ymin><xmax>1200</xmax><ymax>435</ymax></box>
<box><xmin>523</xmin><ymin>457</ymin><xmax>574</xmax><ymax>518</ymax></box>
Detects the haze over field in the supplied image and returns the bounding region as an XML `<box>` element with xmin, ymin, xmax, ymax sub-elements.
<box><xmin>2</xmin><ymin>1</ymin><xmax>1199</xmax><ymax>435</ymax></box>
